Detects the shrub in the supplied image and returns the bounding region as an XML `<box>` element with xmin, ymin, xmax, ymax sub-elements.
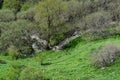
<box><xmin>19</xmin><ymin>46</ymin><xmax>33</xmax><ymax>57</ymax></box>
<box><xmin>112</xmin><ymin>5</ymin><xmax>120</xmax><ymax>21</ymax></box>
<box><xmin>19</xmin><ymin>67</ymin><xmax>44</xmax><ymax>80</ymax></box>
<box><xmin>49</xmin><ymin>32</ymin><xmax>65</xmax><ymax>46</ymax></box>
<box><xmin>10</xmin><ymin>61</ymin><xmax>25</xmax><ymax>69</ymax></box>
<box><xmin>7</xmin><ymin>45</ymin><xmax>20</xmax><ymax>59</ymax></box>
<box><xmin>0</xmin><ymin>22</ymin><xmax>11</xmax><ymax>37</ymax></box>
<box><xmin>0</xmin><ymin>9</ymin><xmax>15</xmax><ymax>22</ymax></box>
<box><xmin>79</xmin><ymin>11</ymin><xmax>112</xmax><ymax>40</ymax></box>
<box><xmin>91</xmin><ymin>43</ymin><xmax>120</xmax><ymax>68</ymax></box>
<box><xmin>0</xmin><ymin>22</ymin><xmax>12</xmax><ymax>53</ymax></box>
<box><xmin>84</xmin><ymin>11</ymin><xmax>112</xmax><ymax>30</ymax></box>
<box><xmin>114</xmin><ymin>23</ymin><xmax>120</xmax><ymax>35</ymax></box>
<box><xmin>66</xmin><ymin>0</ymin><xmax>83</xmax><ymax>21</ymax></box>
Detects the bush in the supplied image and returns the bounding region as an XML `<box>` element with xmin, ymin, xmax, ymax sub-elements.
<box><xmin>0</xmin><ymin>22</ymin><xmax>12</xmax><ymax>53</ymax></box>
<box><xmin>7</xmin><ymin>45</ymin><xmax>20</xmax><ymax>59</ymax></box>
<box><xmin>84</xmin><ymin>11</ymin><xmax>112</xmax><ymax>30</ymax></box>
<box><xmin>19</xmin><ymin>67</ymin><xmax>44</xmax><ymax>80</ymax></box>
<box><xmin>19</xmin><ymin>46</ymin><xmax>33</xmax><ymax>57</ymax></box>
<box><xmin>79</xmin><ymin>11</ymin><xmax>112</xmax><ymax>40</ymax></box>
<box><xmin>66</xmin><ymin>0</ymin><xmax>83</xmax><ymax>21</ymax></box>
<box><xmin>0</xmin><ymin>22</ymin><xmax>11</xmax><ymax>37</ymax></box>
<box><xmin>10</xmin><ymin>61</ymin><xmax>25</xmax><ymax>69</ymax></box>
<box><xmin>91</xmin><ymin>43</ymin><xmax>120</xmax><ymax>68</ymax></box>
<box><xmin>114</xmin><ymin>23</ymin><xmax>120</xmax><ymax>35</ymax></box>
<box><xmin>0</xmin><ymin>9</ymin><xmax>15</xmax><ymax>22</ymax></box>
<box><xmin>49</xmin><ymin>32</ymin><xmax>65</xmax><ymax>46</ymax></box>
<box><xmin>112</xmin><ymin>5</ymin><xmax>120</xmax><ymax>21</ymax></box>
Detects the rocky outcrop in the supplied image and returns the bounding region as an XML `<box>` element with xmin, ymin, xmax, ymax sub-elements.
<box><xmin>30</xmin><ymin>30</ymin><xmax>82</xmax><ymax>52</ymax></box>
<box><xmin>52</xmin><ymin>30</ymin><xmax>81</xmax><ymax>50</ymax></box>
<box><xmin>31</xmin><ymin>34</ymin><xmax>48</xmax><ymax>53</ymax></box>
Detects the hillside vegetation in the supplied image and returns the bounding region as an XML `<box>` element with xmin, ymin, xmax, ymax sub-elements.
<box><xmin>0</xmin><ymin>0</ymin><xmax>120</xmax><ymax>80</ymax></box>
<box><xmin>0</xmin><ymin>37</ymin><xmax>120</xmax><ymax>80</ymax></box>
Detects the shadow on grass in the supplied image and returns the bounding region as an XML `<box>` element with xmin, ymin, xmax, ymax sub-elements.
<box><xmin>63</xmin><ymin>37</ymin><xmax>85</xmax><ymax>50</ymax></box>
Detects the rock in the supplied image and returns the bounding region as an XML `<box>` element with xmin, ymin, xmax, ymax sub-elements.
<box><xmin>31</xmin><ymin>34</ymin><xmax>48</xmax><ymax>53</ymax></box>
<box><xmin>52</xmin><ymin>31</ymin><xmax>81</xmax><ymax>50</ymax></box>
<box><xmin>30</xmin><ymin>30</ymin><xmax>82</xmax><ymax>52</ymax></box>
<box><xmin>101</xmin><ymin>67</ymin><xmax>106</xmax><ymax>70</ymax></box>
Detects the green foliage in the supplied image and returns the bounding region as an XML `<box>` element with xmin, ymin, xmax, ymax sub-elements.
<box><xmin>17</xmin><ymin>8</ymin><xmax>35</xmax><ymax>21</ymax></box>
<box><xmin>0</xmin><ymin>68</ymin><xmax>20</xmax><ymax>80</ymax></box>
<box><xmin>10</xmin><ymin>61</ymin><xmax>25</xmax><ymax>69</ymax></box>
<box><xmin>40</xmin><ymin>37</ymin><xmax>120</xmax><ymax>80</ymax></box>
<box><xmin>0</xmin><ymin>20</ymin><xmax>39</xmax><ymax>57</ymax></box>
<box><xmin>1</xmin><ymin>0</ymin><xmax>120</xmax><ymax>80</ymax></box>
<box><xmin>0</xmin><ymin>9</ymin><xmax>15</xmax><ymax>22</ymax></box>
<box><xmin>21</xmin><ymin>1</ymin><xmax>36</xmax><ymax>11</ymax></box>
<box><xmin>0</xmin><ymin>59</ymin><xmax>6</xmax><ymax>64</ymax></box>
<box><xmin>3</xmin><ymin>0</ymin><xmax>21</xmax><ymax>12</ymax></box>
<box><xmin>80</xmin><ymin>11</ymin><xmax>112</xmax><ymax>40</ymax></box>
<box><xmin>3</xmin><ymin>0</ymin><xmax>39</xmax><ymax>12</ymax></box>
<box><xmin>19</xmin><ymin>67</ymin><xmax>44</xmax><ymax>80</ymax></box>
<box><xmin>34</xmin><ymin>0</ymin><xmax>68</xmax><ymax>41</ymax></box>
<box><xmin>35</xmin><ymin>0</ymin><xmax>67</xmax><ymax>24</ymax></box>
<box><xmin>1</xmin><ymin>37</ymin><xmax>120</xmax><ymax>79</ymax></box>
<box><xmin>19</xmin><ymin>46</ymin><xmax>33</xmax><ymax>57</ymax></box>
<box><xmin>64</xmin><ymin>36</ymin><xmax>84</xmax><ymax>49</ymax></box>
<box><xmin>49</xmin><ymin>32</ymin><xmax>65</xmax><ymax>46</ymax></box>
<box><xmin>7</xmin><ymin>45</ymin><xmax>20</xmax><ymax>59</ymax></box>
<box><xmin>66</xmin><ymin>0</ymin><xmax>84</xmax><ymax>21</ymax></box>
<box><xmin>115</xmin><ymin>23</ymin><xmax>120</xmax><ymax>34</ymax></box>
<box><xmin>1</xmin><ymin>0</ymin><xmax>120</xmax><ymax>51</ymax></box>
<box><xmin>112</xmin><ymin>5</ymin><xmax>120</xmax><ymax>21</ymax></box>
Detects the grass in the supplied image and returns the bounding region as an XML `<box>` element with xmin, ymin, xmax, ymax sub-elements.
<box><xmin>1</xmin><ymin>37</ymin><xmax>120</xmax><ymax>80</ymax></box>
<box><xmin>42</xmin><ymin>37</ymin><xmax>120</xmax><ymax>80</ymax></box>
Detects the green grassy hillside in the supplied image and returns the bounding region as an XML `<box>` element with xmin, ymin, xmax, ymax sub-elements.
<box><xmin>42</xmin><ymin>37</ymin><xmax>120</xmax><ymax>80</ymax></box>
<box><xmin>1</xmin><ymin>37</ymin><xmax>120</xmax><ymax>80</ymax></box>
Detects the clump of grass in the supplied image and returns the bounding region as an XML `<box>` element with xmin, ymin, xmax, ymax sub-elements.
<box><xmin>19</xmin><ymin>66</ymin><xmax>45</xmax><ymax>80</ymax></box>
<box><xmin>91</xmin><ymin>43</ymin><xmax>120</xmax><ymax>68</ymax></box>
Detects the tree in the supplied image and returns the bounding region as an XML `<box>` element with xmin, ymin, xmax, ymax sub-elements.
<box><xmin>0</xmin><ymin>20</ymin><xmax>39</xmax><ymax>57</ymax></box>
<box><xmin>17</xmin><ymin>8</ymin><xmax>35</xmax><ymax>21</ymax></box>
<box><xmin>34</xmin><ymin>0</ymin><xmax>67</xmax><ymax>42</ymax></box>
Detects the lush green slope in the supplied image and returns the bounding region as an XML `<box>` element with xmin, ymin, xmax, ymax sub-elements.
<box><xmin>42</xmin><ymin>37</ymin><xmax>120</xmax><ymax>80</ymax></box>
<box><xmin>1</xmin><ymin>37</ymin><xmax>120</xmax><ymax>80</ymax></box>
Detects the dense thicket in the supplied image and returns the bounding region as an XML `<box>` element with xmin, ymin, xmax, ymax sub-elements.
<box><xmin>0</xmin><ymin>0</ymin><xmax>120</xmax><ymax>58</ymax></box>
